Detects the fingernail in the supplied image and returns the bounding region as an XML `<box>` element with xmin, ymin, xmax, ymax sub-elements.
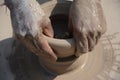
<box><xmin>80</xmin><ymin>47</ymin><xmax>88</xmax><ymax>53</ymax></box>
<box><xmin>49</xmin><ymin>55</ymin><xmax>57</xmax><ymax>62</ymax></box>
<box><xmin>89</xmin><ymin>46</ymin><xmax>94</xmax><ymax>52</ymax></box>
<box><xmin>75</xmin><ymin>52</ymin><xmax>81</xmax><ymax>57</ymax></box>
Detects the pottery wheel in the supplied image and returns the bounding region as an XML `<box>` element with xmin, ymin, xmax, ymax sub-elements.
<box><xmin>0</xmin><ymin>0</ymin><xmax>120</xmax><ymax>80</ymax></box>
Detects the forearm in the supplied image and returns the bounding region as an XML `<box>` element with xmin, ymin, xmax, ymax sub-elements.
<box><xmin>6</xmin><ymin>0</ymin><xmax>45</xmax><ymax>37</ymax></box>
<box><xmin>73</xmin><ymin>0</ymin><xmax>95</xmax><ymax>7</ymax></box>
<box><xmin>72</xmin><ymin>0</ymin><xmax>94</xmax><ymax>21</ymax></box>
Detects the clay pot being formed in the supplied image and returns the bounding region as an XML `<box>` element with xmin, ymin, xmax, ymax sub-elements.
<box><xmin>38</xmin><ymin>0</ymin><xmax>100</xmax><ymax>74</ymax></box>
<box><xmin>43</xmin><ymin>1</ymin><xmax>75</xmax><ymax>58</ymax></box>
<box><xmin>36</xmin><ymin>1</ymin><xmax>86</xmax><ymax>74</ymax></box>
<box><xmin>38</xmin><ymin>1</ymin><xmax>87</xmax><ymax>74</ymax></box>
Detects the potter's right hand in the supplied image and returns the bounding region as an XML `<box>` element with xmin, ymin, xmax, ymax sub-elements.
<box><xmin>69</xmin><ymin>0</ymin><xmax>106</xmax><ymax>56</ymax></box>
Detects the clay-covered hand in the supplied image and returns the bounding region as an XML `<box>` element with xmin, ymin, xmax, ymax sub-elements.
<box><xmin>69</xmin><ymin>0</ymin><xmax>106</xmax><ymax>56</ymax></box>
<box><xmin>5</xmin><ymin>0</ymin><xmax>57</xmax><ymax>61</ymax></box>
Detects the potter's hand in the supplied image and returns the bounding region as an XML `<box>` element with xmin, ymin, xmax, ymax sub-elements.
<box><xmin>32</xmin><ymin>17</ymin><xmax>57</xmax><ymax>61</ymax></box>
<box><xmin>5</xmin><ymin>0</ymin><xmax>57</xmax><ymax>61</ymax></box>
<box><xmin>69</xmin><ymin>0</ymin><xmax>106</xmax><ymax>56</ymax></box>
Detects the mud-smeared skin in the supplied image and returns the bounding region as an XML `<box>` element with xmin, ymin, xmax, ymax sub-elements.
<box><xmin>4</xmin><ymin>0</ymin><xmax>57</xmax><ymax>61</ymax></box>
<box><xmin>4</xmin><ymin>0</ymin><xmax>106</xmax><ymax>61</ymax></box>
<box><xmin>69</xmin><ymin>0</ymin><xmax>107</xmax><ymax>56</ymax></box>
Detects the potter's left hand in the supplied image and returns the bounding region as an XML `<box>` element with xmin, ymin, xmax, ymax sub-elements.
<box><xmin>69</xmin><ymin>0</ymin><xmax>107</xmax><ymax>56</ymax></box>
<box><xmin>4</xmin><ymin>0</ymin><xmax>57</xmax><ymax>61</ymax></box>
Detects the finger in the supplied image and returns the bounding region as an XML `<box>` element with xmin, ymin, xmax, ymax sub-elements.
<box><xmin>15</xmin><ymin>34</ymin><xmax>40</xmax><ymax>55</ymax></box>
<box><xmin>87</xmin><ymin>31</ymin><xmax>96</xmax><ymax>51</ymax></box>
<box><xmin>42</xmin><ymin>20</ymin><xmax>54</xmax><ymax>38</ymax></box>
<box><xmin>37</xmin><ymin>35</ymin><xmax>57</xmax><ymax>61</ymax></box>
<box><xmin>96</xmin><ymin>31</ymin><xmax>102</xmax><ymax>44</ymax></box>
<box><xmin>87</xmin><ymin>35</ymin><xmax>95</xmax><ymax>52</ymax></box>
<box><xmin>74</xmin><ymin>32</ymin><xmax>88</xmax><ymax>57</ymax></box>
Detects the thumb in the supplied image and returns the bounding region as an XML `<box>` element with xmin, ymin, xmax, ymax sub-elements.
<box><xmin>42</xmin><ymin>20</ymin><xmax>54</xmax><ymax>38</ymax></box>
<box><xmin>37</xmin><ymin>35</ymin><xmax>57</xmax><ymax>61</ymax></box>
